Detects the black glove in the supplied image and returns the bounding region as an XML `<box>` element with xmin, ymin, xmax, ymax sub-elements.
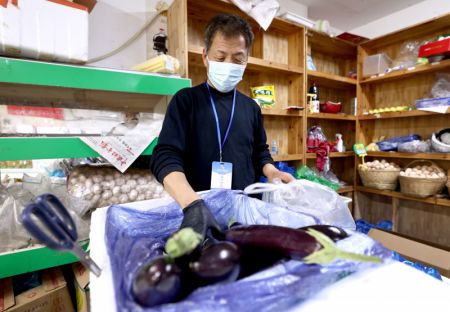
<box><xmin>179</xmin><ymin>199</ymin><xmax>224</xmax><ymax>241</ymax></box>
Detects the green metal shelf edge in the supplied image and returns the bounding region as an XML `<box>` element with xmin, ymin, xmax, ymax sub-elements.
<box><xmin>0</xmin><ymin>240</ymin><xmax>89</xmax><ymax>279</ymax></box>
<box><xmin>0</xmin><ymin>137</ymin><xmax>158</xmax><ymax>161</ymax></box>
<box><xmin>0</xmin><ymin>57</ymin><xmax>190</xmax><ymax>95</ymax></box>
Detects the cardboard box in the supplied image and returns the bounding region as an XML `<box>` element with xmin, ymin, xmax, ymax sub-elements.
<box><xmin>368</xmin><ymin>228</ymin><xmax>450</xmax><ymax>278</ymax></box>
<box><xmin>72</xmin><ymin>263</ymin><xmax>90</xmax><ymax>312</ymax></box>
<box><xmin>0</xmin><ymin>0</ymin><xmax>95</xmax><ymax>63</ymax></box>
<box><xmin>0</xmin><ymin>267</ymin><xmax>74</xmax><ymax>312</ymax></box>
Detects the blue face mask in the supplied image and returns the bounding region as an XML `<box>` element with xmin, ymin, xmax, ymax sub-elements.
<box><xmin>207</xmin><ymin>57</ymin><xmax>246</xmax><ymax>93</ymax></box>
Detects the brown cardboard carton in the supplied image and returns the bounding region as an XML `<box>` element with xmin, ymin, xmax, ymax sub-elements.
<box><xmin>72</xmin><ymin>263</ymin><xmax>90</xmax><ymax>312</ymax></box>
<box><xmin>369</xmin><ymin>228</ymin><xmax>450</xmax><ymax>278</ymax></box>
<box><xmin>0</xmin><ymin>267</ymin><xmax>74</xmax><ymax>312</ymax></box>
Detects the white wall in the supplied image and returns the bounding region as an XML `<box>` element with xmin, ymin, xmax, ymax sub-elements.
<box><xmin>88</xmin><ymin>0</ymin><xmax>169</xmax><ymax>69</ymax></box>
<box><xmin>350</xmin><ymin>0</ymin><xmax>450</xmax><ymax>39</ymax></box>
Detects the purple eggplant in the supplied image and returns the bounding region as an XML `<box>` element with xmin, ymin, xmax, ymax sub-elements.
<box><xmin>299</xmin><ymin>225</ymin><xmax>348</xmax><ymax>242</ymax></box>
<box><xmin>132</xmin><ymin>256</ymin><xmax>183</xmax><ymax>307</ymax></box>
<box><xmin>225</xmin><ymin>225</ymin><xmax>321</xmax><ymax>261</ymax></box>
<box><xmin>190</xmin><ymin>241</ymin><xmax>241</xmax><ymax>285</ymax></box>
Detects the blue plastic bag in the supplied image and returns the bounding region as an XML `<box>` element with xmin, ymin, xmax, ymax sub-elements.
<box><xmin>376</xmin><ymin>134</ymin><xmax>421</xmax><ymax>151</ymax></box>
<box><xmin>105</xmin><ymin>190</ymin><xmax>391</xmax><ymax>312</ymax></box>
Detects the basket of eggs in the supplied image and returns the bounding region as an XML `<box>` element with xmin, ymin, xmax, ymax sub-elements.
<box><xmin>399</xmin><ymin>160</ymin><xmax>447</xmax><ymax>198</ymax></box>
<box><xmin>358</xmin><ymin>159</ymin><xmax>401</xmax><ymax>190</ymax></box>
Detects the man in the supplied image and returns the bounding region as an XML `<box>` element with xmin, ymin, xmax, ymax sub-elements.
<box><xmin>150</xmin><ymin>14</ymin><xmax>294</xmax><ymax>239</ymax></box>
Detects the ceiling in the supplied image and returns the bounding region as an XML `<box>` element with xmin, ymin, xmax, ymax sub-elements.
<box><xmin>292</xmin><ymin>0</ymin><xmax>425</xmax><ymax>31</ymax></box>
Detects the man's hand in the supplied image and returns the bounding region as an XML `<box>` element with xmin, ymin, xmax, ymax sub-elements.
<box><xmin>263</xmin><ymin>163</ymin><xmax>295</xmax><ymax>183</ymax></box>
<box><xmin>180</xmin><ymin>199</ymin><xmax>223</xmax><ymax>240</ymax></box>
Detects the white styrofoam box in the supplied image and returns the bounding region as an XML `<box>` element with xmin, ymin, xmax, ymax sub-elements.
<box><xmin>0</xmin><ymin>0</ymin><xmax>88</xmax><ymax>63</ymax></box>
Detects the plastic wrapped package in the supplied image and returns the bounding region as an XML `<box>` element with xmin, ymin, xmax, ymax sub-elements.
<box><xmin>391</xmin><ymin>40</ymin><xmax>421</xmax><ymax>70</ymax></box>
<box><xmin>398</xmin><ymin>140</ymin><xmax>431</xmax><ymax>153</ymax></box>
<box><xmin>0</xmin><ymin>183</ymin><xmax>35</xmax><ymax>253</ymax></box>
<box><xmin>245</xmin><ymin>180</ymin><xmax>355</xmax><ymax>230</ymax></box>
<box><xmin>431</xmin><ymin>73</ymin><xmax>450</xmax><ymax>98</ymax></box>
<box><xmin>376</xmin><ymin>134</ymin><xmax>421</xmax><ymax>152</ymax></box>
<box><xmin>67</xmin><ymin>166</ymin><xmax>169</xmax><ymax>209</ymax></box>
<box><xmin>105</xmin><ymin>189</ymin><xmax>391</xmax><ymax>312</ymax></box>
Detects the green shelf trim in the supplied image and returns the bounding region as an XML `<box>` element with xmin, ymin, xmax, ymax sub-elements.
<box><xmin>0</xmin><ymin>57</ymin><xmax>190</xmax><ymax>95</ymax></box>
<box><xmin>0</xmin><ymin>241</ymin><xmax>89</xmax><ymax>278</ymax></box>
<box><xmin>0</xmin><ymin>137</ymin><xmax>158</xmax><ymax>161</ymax></box>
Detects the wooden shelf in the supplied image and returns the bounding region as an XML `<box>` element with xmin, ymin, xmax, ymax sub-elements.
<box><xmin>188</xmin><ymin>45</ymin><xmax>303</xmax><ymax>74</ymax></box>
<box><xmin>306</xmin><ymin>151</ymin><xmax>354</xmax><ymax>159</ymax></box>
<box><xmin>337</xmin><ymin>186</ymin><xmax>354</xmax><ymax>194</ymax></box>
<box><xmin>360</xmin><ymin>59</ymin><xmax>450</xmax><ymax>84</ymax></box>
<box><xmin>307</xmin><ymin>112</ymin><xmax>356</xmax><ymax>120</ymax></box>
<box><xmin>307</xmin><ymin>70</ymin><xmax>357</xmax><ymax>88</ymax></box>
<box><xmin>356</xmin><ymin>186</ymin><xmax>450</xmax><ymax>208</ymax></box>
<box><xmin>272</xmin><ymin>154</ymin><xmax>303</xmax><ymax>162</ymax></box>
<box><xmin>306</xmin><ymin>29</ymin><xmax>357</xmax><ymax>58</ymax></box>
<box><xmin>367</xmin><ymin>151</ymin><xmax>450</xmax><ymax>161</ymax></box>
<box><xmin>358</xmin><ymin>109</ymin><xmax>450</xmax><ymax>120</ymax></box>
<box><xmin>261</xmin><ymin>108</ymin><xmax>303</xmax><ymax>117</ymax></box>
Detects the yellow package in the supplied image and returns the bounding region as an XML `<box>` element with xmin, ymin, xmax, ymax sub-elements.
<box><xmin>250</xmin><ymin>85</ymin><xmax>275</xmax><ymax>108</ymax></box>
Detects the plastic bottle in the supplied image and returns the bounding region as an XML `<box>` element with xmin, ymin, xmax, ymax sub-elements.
<box><xmin>271</xmin><ymin>140</ymin><xmax>278</xmax><ymax>156</ymax></box>
<box><xmin>335</xmin><ymin>133</ymin><xmax>344</xmax><ymax>152</ymax></box>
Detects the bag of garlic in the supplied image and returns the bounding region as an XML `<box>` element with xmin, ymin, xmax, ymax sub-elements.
<box><xmin>67</xmin><ymin>166</ymin><xmax>170</xmax><ymax>209</ymax></box>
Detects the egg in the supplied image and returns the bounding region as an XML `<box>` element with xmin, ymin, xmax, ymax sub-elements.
<box><xmin>110</xmin><ymin>196</ymin><xmax>119</xmax><ymax>204</ymax></box>
<box><xmin>155</xmin><ymin>185</ymin><xmax>164</xmax><ymax>194</ymax></box>
<box><xmin>93</xmin><ymin>175</ymin><xmax>102</xmax><ymax>183</ymax></box>
<box><xmin>114</xmin><ymin>172</ymin><xmax>121</xmax><ymax>179</ymax></box>
<box><xmin>137</xmin><ymin>194</ymin><xmax>146</xmax><ymax>201</ymax></box>
<box><xmin>137</xmin><ymin>178</ymin><xmax>147</xmax><ymax>185</ymax></box>
<box><xmin>78</xmin><ymin>175</ymin><xmax>86</xmax><ymax>183</ymax></box>
<box><xmin>85</xmin><ymin>178</ymin><xmax>93</xmax><ymax>188</ymax></box>
<box><xmin>116</xmin><ymin>178</ymin><xmax>125</xmax><ymax>186</ymax></box>
<box><xmin>105</xmin><ymin>174</ymin><xmax>113</xmax><ymax>181</ymax></box>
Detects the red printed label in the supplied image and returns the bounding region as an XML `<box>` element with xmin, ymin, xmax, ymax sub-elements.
<box><xmin>7</xmin><ymin>106</ymin><xmax>64</xmax><ymax>119</ymax></box>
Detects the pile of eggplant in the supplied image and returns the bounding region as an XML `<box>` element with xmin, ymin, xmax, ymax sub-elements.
<box><xmin>131</xmin><ymin>224</ymin><xmax>381</xmax><ymax>308</ymax></box>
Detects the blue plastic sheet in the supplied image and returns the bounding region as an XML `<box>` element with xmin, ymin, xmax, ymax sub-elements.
<box><xmin>105</xmin><ymin>190</ymin><xmax>391</xmax><ymax>312</ymax></box>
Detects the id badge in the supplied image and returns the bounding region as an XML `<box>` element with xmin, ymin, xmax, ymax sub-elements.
<box><xmin>211</xmin><ymin>161</ymin><xmax>233</xmax><ymax>189</ymax></box>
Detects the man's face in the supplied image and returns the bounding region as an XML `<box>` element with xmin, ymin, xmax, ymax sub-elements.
<box><xmin>202</xmin><ymin>31</ymin><xmax>248</xmax><ymax>68</ymax></box>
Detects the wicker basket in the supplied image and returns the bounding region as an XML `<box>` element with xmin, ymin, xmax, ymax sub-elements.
<box><xmin>399</xmin><ymin>160</ymin><xmax>447</xmax><ymax>198</ymax></box>
<box><xmin>358</xmin><ymin>165</ymin><xmax>400</xmax><ymax>190</ymax></box>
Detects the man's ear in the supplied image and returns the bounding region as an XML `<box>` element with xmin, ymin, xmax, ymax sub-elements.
<box><xmin>202</xmin><ymin>48</ymin><xmax>208</xmax><ymax>68</ymax></box>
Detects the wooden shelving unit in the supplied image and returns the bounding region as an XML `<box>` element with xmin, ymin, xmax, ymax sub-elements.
<box><xmin>356</xmin><ymin>186</ymin><xmax>450</xmax><ymax>208</ymax></box>
<box><xmin>306</xmin><ymin>151</ymin><xmax>354</xmax><ymax>159</ymax></box>
<box><xmin>308</xmin><ymin>112</ymin><xmax>356</xmax><ymax>120</ymax></box>
<box><xmin>367</xmin><ymin>151</ymin><xmax>450</xmax><ymax>161</ymax></box>
<box><xmin>356</xmin><ymin>13</ymin><xmax>450</xmax><ymax>246</ymax></box>
<box><xmin>168</xmin><ymin>0</ymin><xmax>450</xmax><ymax>247</ymax></box>
<box><xmin>261</xmin><ymin>108</ymin><xmax>304</xmax><ymax>117</ymax></box>
<box><xmin>359</xmin><ymin>109</ymin><xmax>450</xmax><ymax>120</ymax></box>
<box><xmin>360</xmin><ymin>58</ymin><xmax>450</xmax><ymax>84</ymax></box>
<box><xmin>307</xmin><ymin>70</ymin><xmax>357</xmax><ymax>88</ymax></box>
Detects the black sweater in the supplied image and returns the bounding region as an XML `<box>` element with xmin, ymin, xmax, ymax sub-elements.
<box><xmin>150</xmin><ymin>83</ymin><xmax>273</xmax><ymax>191</ymax></box>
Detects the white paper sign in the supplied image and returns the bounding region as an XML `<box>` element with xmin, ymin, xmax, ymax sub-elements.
<box><xmin>81</xmin><ymin>117</ymin><xmax>162</xmax><ymax>173</ymax></box>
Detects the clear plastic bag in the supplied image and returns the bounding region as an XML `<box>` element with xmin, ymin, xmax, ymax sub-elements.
<box><xmin>105</xmin><ymin>189</ymin><xmax>391</xmax><ymax>312</ymax></box>
<box><xmin>245</xmin><ymin>180</ymin><xmax>355</xmax><ymax>230</ymax></box>
<box><xmin>398</xmin><ymin>140</ymin><xmax>431</xmax><ymax>153</ymax></box>
<box><xmin>431</xmin><ymin>73</ymin><xmax>450</xmax><ymax>98</ymax></box>
<box><xmin>0</xmin><ymin>183</ymin><xmax>35</xmax><ymax>253</ymax></box>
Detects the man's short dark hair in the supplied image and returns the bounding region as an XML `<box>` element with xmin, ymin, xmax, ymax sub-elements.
<box><xmin>204</xmin><ymin>14</ymin><xmax>254</xmax><ymax>52</ymax></box>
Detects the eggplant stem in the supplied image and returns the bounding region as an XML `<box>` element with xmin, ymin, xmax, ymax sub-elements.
<box><xmin>303</xmin><ymin>229</ymin><xmax>383</xmax><ymax>265</ymax></box>
<box><xmin>165</xmin><ymin>228</ymin><xmax>202</xmax><ymax>258</ymax></box>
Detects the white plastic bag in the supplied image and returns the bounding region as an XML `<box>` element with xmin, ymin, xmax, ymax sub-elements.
<box><xmin>244</xmin><ymin>180</ymin><xmax>355</xmax><ymax>230</ymax></box>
